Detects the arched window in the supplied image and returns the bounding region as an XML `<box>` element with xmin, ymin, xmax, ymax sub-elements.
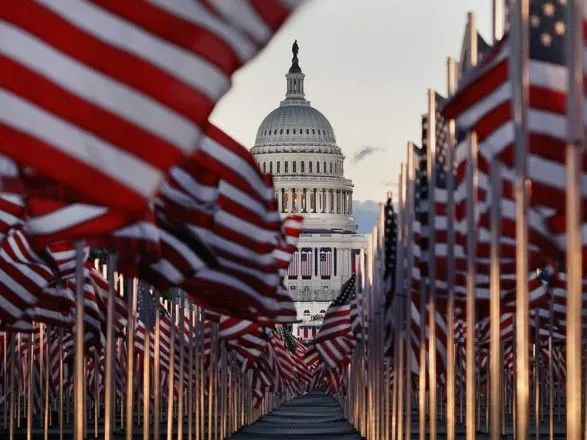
<box><xmin>317</xmin><ymin>162</ymin><xmax>320</xmax><ymax>173</ymax></box>
<box><xmin>303</xmin><ymin>310</ymin><xmax>310</xmax><ymax>318</ymax></box>
<box><xmin>293</xmin><ymin>129</ymin><xmax>296</xmax><ymax>134</ymax></box>
<box><xmin>293</xmin><ymin>161</ymin><xmax>297</xmax><ymax>173</ymax></box>
<box><xmin>324</xmin><ymin>161</ymin><xmax>327</xmax><ymax>173</ymax></box>
<box><xmin>277</xmin><ymin>161</ymin><xmax>281</xmax><ymax>173</ymax></box>
<box><xmin>309</xmin><ymin>162</ymin><xmax>312</xmax><ymax>173</ymax></box>
<box><xmin>306</xmin><ymin>129</ymin><xmax>309</xmax><ymax>134</ymax></box>
<box><xmin>301</xmin><ymin>161</ymin><xmax>305</xmax><ymax>173</ymax></box>
<box><xmin>312</xmin><ymin>129</ymin><xmax>315</xmax><ymax>134</ymax></box>
<box><xmin>263</xmin><ymin>162</ymin><xmax>266</xmax><ymax>173</ymax></box>
<box><xmin>330</xmin><ymin>162</ymin><xmax>333</xmax><ymax>173</ymax></box>
<box><xmin>286</xmin><ymin>129</ymin><xmax>289</xmax><ymax>134</ymax></box>
<box><xmin>269</xmin><ymin>162</ymin><xmax>273</xmax><ymax>173</ymax></box>
<box><xmin>285</xmin><ymin>161</ymin><xmax>289</xmax><ymax>173</ymax></box>
<box><xmin>280</xmin><ymin>129</ymin><xmax>283</xmax><ymax>134</ymax></box>
<box><xmin>274</xmin><ymin>129</ymin><xmax>277</xmax><ymax>134</ymax></box>
<box><xmin>319</xmin><ymin>310</ymin><xmax>326</xmax><ymax>314</ymax></box>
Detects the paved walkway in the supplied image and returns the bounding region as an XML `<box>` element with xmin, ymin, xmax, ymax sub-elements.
<box><xmin>230</xmin><ymin>391</ymin><xmax>363</xmax><ymax>440</ymax></box>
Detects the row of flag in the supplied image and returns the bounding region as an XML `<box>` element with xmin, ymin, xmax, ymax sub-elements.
<box><xmin>355</xmin><ymin>2</ymin><xmax>587</xmax><ymax>439</ymax></box>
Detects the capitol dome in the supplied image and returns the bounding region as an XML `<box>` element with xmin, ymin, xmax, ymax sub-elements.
<box><xmin>254</xmin><ymin>101</ymin><xmax>337</xmax><ymax>147</ymax></box>
<box><xmin>251</xmin><ymin>41</ymin><xmax>356</xmax><ymax>233</ymax></box>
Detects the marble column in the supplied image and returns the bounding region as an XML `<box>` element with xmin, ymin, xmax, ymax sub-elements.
<box><xmin>330</xmin><ymin>189</ymin><xmax>334</xmax><ymax>213</ymax></box>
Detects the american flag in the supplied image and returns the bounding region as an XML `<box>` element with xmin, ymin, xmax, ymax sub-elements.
<box><xmin>411</xmin><ymin>144</ymin><xmax>428</xmax><ymax>292</ymax></box>
<box><xmin>300</xmin><ymin>247</ymin><xmax>313</xmax><ymax>279</ymax></box>
<box><xmin>443</xmin><ymin>0</ymin><xmax>571</xmax><ymax>267</ymax></box>
<box><xmin>312</xmin><ymin>275</ymin><xmax>358</xmax><ymax>371</ymax></box>
<box><xmin>383</xmin><ymin>195</ymin><xmax>398</xmax><ymax>354</ymax></box>
<box><xmin>287</xmin><ymin>251</ymin><xmax>299</xmax><ymax>278</ymax></box>
<box><xmin>319</xmin><ymin>248</ymin><xmax>332</xmax><ymax>278</ymax></box>
<box><xmin>0</xmin><ymin>1</ymin><xmax>303</xmax><ymax>214</ymax></box>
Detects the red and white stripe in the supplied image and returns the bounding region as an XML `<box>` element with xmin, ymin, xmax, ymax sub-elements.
<box><xmin>0</xmin><ymin>1</ymin><xmax>302</xmax><ymax>213</ymax></box>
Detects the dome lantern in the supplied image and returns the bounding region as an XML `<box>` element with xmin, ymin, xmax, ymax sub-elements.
<box><xmin>286</xmin><ymin>40</ymin><xmax>305</xmax><ymax>100</ymax></box>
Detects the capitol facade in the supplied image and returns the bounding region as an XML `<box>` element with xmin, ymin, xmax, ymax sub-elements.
<box><xmin>251</xmin><ymin>42</ymin><xmax>368</xmax><ymax>340</ymax></box>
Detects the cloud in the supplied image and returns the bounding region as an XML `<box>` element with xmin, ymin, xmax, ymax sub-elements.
<box><xmin>352</xmin><ymin>146</ymin><xmax>382</xmax><ymax>164</ymax></box>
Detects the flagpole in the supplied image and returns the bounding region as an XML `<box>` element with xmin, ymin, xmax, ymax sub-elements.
<box><xmin>489</xmin><ymin>157</ymin><xmax>502</xmax><ymax>440</ymax></box>
<box><xmin>394</xmin><ymin>167</ymin><xmax>406</xmax><ymax>440</ymax></box>
<box><xmin>405</xmin><ymin>142</ymin><xmax>416</xmax><ymax>440</ymax></box>
<box><xmin>548</xmin><ymin>288</ymin><xmax>554</xmax><ymax>440</ymax></box>
<box><xmin>510</xmin><ymin>1</ymin><xmax>531</xmax><ymax>438</ymax></box>
<box><xmin>188</xmin><ymin>303</ymin><xmax>194</xmax><ymax>440</ymax></box>
<box><xmin>426</xmin><ymin>88</ymin><xmax>438</xmax><ymax>440</ymax></box>
<box><xmin>566</xmin><ymin>1</ymin><xmax>584</xmax><ymax>439</ymax></box>
<box><xmin>44</xmin><ymin>327</ymin><xmax>49</xmax><ymax>440</ymax></box>
<box><xmin>74</xmin><ymin>241</ymin><xmax>86</xmax><ymax>440</ymax></box>
<box><xmin>489</xmin><ymin>5</ymin><xmax>503</xmax><ymax>438</ymax></box>
<box><xmin>167</xmin><ymin>296</ymin><xmax>176</xmax><ymax>440</ymax></box>
<box><xmin>58</xmin><ymin>329</ymin><xmax>63</xmax><ymax>440</ymax></box>
<box><xmin>143</xmin><ymin>297</ymin><xmax>151</xmax><ymax>440</ymax></box>
<box><xmin>104</xmin><ymin>255</ymin><xmax>118</xmax><ymax>440</ymax></box>
<box><xmin>93</xmin><ymin>350</ymin><xmax>99</xmax><ymax>439</ymax></box>
<box><xmin>446</xmin><ymin>56</ymin><xmax>458</xmax><ymax>440</ymax></box>
<box><xmin>492</xmin><ymin>0</ymin><xmax>504</xmax><ymax>42</ymax></box>
<box><xmin>177</xmin><ymin>291</ymin><xmax>186</xmax><ymax>440</ymax></box>
<box><xmin>27</xmin><ymin>327</ymin><xmax>33</xmax><ymax>440</ymax></box>
<box><xmin>464</xmin><ymin>11</ymin><xmax>478</xmax><ymax>440</ymax></box>
<box><xmin>124</xmin><ymin>277</ymin><xmax>137</xmax><ymax>440</ymax></box>
<box><xmin>153</xmin><ymin>295</ymin><xmax>161</xmax><ymax>440</ymax></box>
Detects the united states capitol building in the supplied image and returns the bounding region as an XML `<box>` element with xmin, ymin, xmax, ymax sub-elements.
<box><xmin>251</xmin><ymin>42</ymin><xmax>368</xmax><ymax>340</ymax></box>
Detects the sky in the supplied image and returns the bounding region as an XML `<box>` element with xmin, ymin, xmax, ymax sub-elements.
<box><xmin>211</xmin><ymin>0</ymin><xmax>492</xmax><ymax>202</ymax></box>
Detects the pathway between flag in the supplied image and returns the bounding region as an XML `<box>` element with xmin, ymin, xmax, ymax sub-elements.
<box><xmin>229</xmin><ymin>391</ymin><xmax>362</xmax><ymax>439</ymax></box>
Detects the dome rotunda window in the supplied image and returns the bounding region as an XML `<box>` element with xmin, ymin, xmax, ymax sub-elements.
<box><xmin>293</xmin><ymin>129</ymin><xmax>296</xmax><ymax>134</ymax></box>
<box><xmin>329</xmin><ymin>163</ymin><xmax>332</xmax><ymax>174</ymax></box>
<box><xmin>274</xmin><ymin>129</ymin><xmax>277</xmax><ymax>134</ymax></box>
<box><xmin>306</xmin><ymin>129</ymin><xmax>309</xmax><ymax>134</ymax></box>
<box><xmin>293</xmin><ymin>161</ymin><xmax>297</xmax><ymax>173</ymax></box>
<box><xmin>270</xmin><ymin>162</ymin><xmax>273</xmax><ymax>173</ymax></box>
<box><xmin>301</xmin><ymin>162</ymin><xmax>304</xmax><ymax>173</ymax></box>
<box><xmin>286</xmin><ymin>129</ymin><xmax>289</xmax><ymax>134</ymax></box>
<box><xmin>312</xmin><ymin>129</ymin><xmax>315</xmax><ymax>134</ymax></box>
<box><xmin>280</xmin><ymin>129</ymin><xmax>283</xmax><ymax>134</ymax></box>
<box><xmin>277</xmin><ymin>161</ymin><xmax>280</xmax><ymax>173</ymax></box>
<box><xmin>323</xmin><ymin>161</ymin><xmax>326</xmax><ymax>173</ymax></box>
<box><xmin>317</xmin><ymin>162</ymin><xmax>320</xmax><ymax>173</ymax></box>
<box><xmin>263</xmin><ymin>163</ymin><xmax>266</xmax><ymax>173</ymax></box>
<box><xmin>309</xmin><ymin>162</ymin><xmax>312</xmax><ymax>173</ymax></box>
<box><xmin>285</xmin><ymin>161</ymin><xmax>288</xmax><ymax>173</ymax></box>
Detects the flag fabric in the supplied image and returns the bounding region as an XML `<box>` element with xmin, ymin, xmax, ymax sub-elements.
<box><xmin>300</xmin><ymin>248</ymin><xmax>313</xmax><ymax>279</ymax></box>
<box><xmin>319</xmin><ymin>248</ymin><xmax>332</xmax><ymax>278</ymax></box>
<box><xmin>0</xmin><ymin>0</ymin><xmax>303</xmax><ymax>214</ymax></box>
<box><xmin>311</xmin><ymin>275</ymin><xmax>358</xmax><ymax>371</ymax></box>
<box><xmin>287</xmin><ymin>251</ymin><xmax>299</xmax><ymax>278</ymax></box>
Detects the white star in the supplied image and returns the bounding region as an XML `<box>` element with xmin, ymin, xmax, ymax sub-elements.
<box><xmin>554</xmin><ymin>21</ymin><xmax>566</xmax><ymax>36</ymax></box>
<box><xmin>531</xmin><ymin>15</ymin><xmax>540</xmax><ymax>27</ymax></box>
<box><xmin>541</xmin><ymin>33</ymin><xmax>553</xmax><ymax>46</ymax></box>
<box><xmin>543</xmin><ymin>2</ymin><xmax>555</xmax><ymax>16</ymax></box>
